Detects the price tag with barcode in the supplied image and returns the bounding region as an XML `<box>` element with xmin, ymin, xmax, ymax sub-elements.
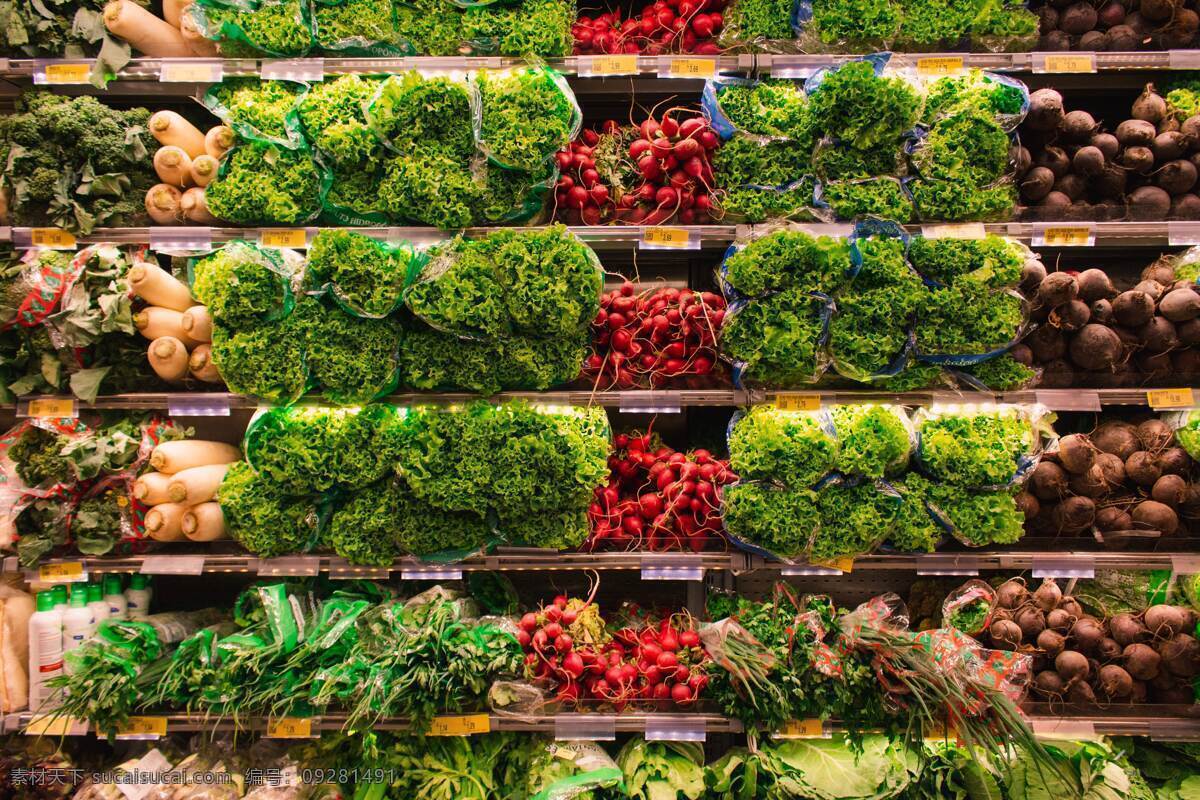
<box><xmin>640</xmin><ymin>227</ymin><xmax>698</xmax><ymax>249</ymax></box>
<box><xmin>1148</xmin><ymin>388</ymin><xmax>1195</xmax><ymax>408</ymax></box>
<box><xmin>772</xmin><ymin>393</ymin><xmax>821</xmax><ymax>411</ymax></box>
<box><xmin>1032</xmin><ymin>225</ymin><xmax>1094</xmax><ymax>247</ymax></box>
<box><xmin>115</xmin><ymin>716</ymin><xmax>168</xmax><ymax>739</ymax></box>
<box><xmin>916</xmin><ymin>57</ymin><xmax>964</xmax><ymax>76</ymax></box>
<box><xmin>37</xmin><ymin>62</ymin><xmax>90</xmax><ymax>84</ymax></box>
<box><xmin>578</xmin><ymin>55</ymin><xmax>638</xmax><ymax>76</ymax></box>
<box><xmin>661</xmin><ymin>58</ymin><xmax>716</xmax><ymax>79</ymax></box>
<box><xmin>920</xmin><ymin>223</ymin><xmax>985</xmax><ymax>240</ymax></box>
<box><xmin>429</xmin><ymin>714</ymin><xmax>491</xmax><ymax>736</ymax></box>
<box><xmin>775</xmin><ymin>719</ymin><xmax>824</xmax><ymax>738</ymax></box>
<box><xmin>27</xmin><ymin>398</ymin><xmax>76</xmax><ymax>418</ymax></box>
<box><xmin>38</xmin><ymin>562</ymin><xmax>86</xmax><ymax>583</ymax></box>
<box><xmin>29</xmin><ymin>229</ymin><xmax>77</xmax><ymax>249</ymax></box>
<box><xmin>259</xmin><ymin>229</ymin><xmax>309</xmax><ymax>249</ymax></box>
<box><xmin>267</xmin><ymin>718</ymin><xmax>316</xmax><ymax>738</ymax></box>
<box><xmin>1033</xmin><ymin>52</ymin><xmax>1096</xmax><ymax>73</ymax></box>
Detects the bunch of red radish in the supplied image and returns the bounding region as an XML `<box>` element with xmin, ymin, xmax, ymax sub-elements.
<box><xmin>584</xmin><ymin>429</ymin><xmax>736</xmax><ymax>552</ymax></box>
<box><xmin>553</xmin><ymin>113</ymin><xmax>721</xmax><ymax>226</ymax></box>
<box><xmin>518</xmin><ymin>594</ymin><xmax>710</xmax><ymax>708</ymax></box>
<box><xmin>583</xmin><ymin>281</ymin><xmax>726</xmax><ymax>390</ymax></box>
<box><xmin>572</xmin><ymin>0</ymin><xmax>727</xmax><ymax>55</ymax></box>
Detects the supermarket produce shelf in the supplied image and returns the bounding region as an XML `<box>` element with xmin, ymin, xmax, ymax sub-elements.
<box><xmin>9</xmin><ymin>221</ymin><xmax>1200</xmax><ymax>249</ymax></box>
<box><xmin>4</xmin><ymin>710</ymin><xmax>1195</xmax><ymax>739</ymax></box>
<box><xmin>1</xmin><ymin>51</ymin><xmax>1198</xmax><ymax>90</ymax></box>
<box><xmin>9</xmin><ymin>387</ymin><xmax>1200</xmax><ymax>416</ymax></box>
<box><xmin>756</xmin><ymin>551</ymin><xmax>1200</xmax><ymax>575</ymax></box>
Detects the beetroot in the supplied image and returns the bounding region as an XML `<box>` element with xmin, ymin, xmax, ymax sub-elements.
<box><xmin>1098</xmin><ymin>664</ymin><xmax>1134</xmax><ymax>698</ymax></box>
<box><xmin>1132</xmin><ymin>498</ymin><xmax>1179</xmax><ymax>534</ymax></box>
<box><xmin>1076</xmin><ymin>269</ymin><xmax>1117</xmax><ymax>303</ymax></box>
<box><xmin>1069</xmin><ymin>324</ymin><xmax>1122</xmax><ymax>371</ymax></box>
<box><xmin>1093</xmin><ymin>421</ymin><xmax>1141</xmax><ymax>459</ymax></box>
<box><xmin>1027</xmin><ymin>89</ymin><xmax>1066</xmax><ymax>132</ymax></box>
<box><xmin>1123</xmin><ymin>643</ymin><xmax>1162</xmax><ymax>680</ymax></box>
<box><xmin>1030</xmin><ymin>461</ymin><xmax>1069</xmax><ymax>501</ymax></box>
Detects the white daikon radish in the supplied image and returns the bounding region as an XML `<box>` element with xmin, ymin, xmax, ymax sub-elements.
<box><xmin>145</xmin><ymin>184</ymin><xmax>181</xmax><ymax>224</ymax></box>
<box><xmin>145</xmin><ymin>503</ymin><xmax>187</xmax><ymax>542</ymax></box>
<box><xmin>154</xmin><ymin>145</ymin><xmax>193</xmax><ymax>187</ymax></box>
<box><xmin>180</xmin><ymin>187</ymin><xmax>218</xmax><ymax>224</ymax></box>
<box><xmin>182</xmin><ymin>503</ymin><xmax>226</xmax><ymax>542</ymax></box>
<box><xmin>181</xmin><ymin>306</ymin><xmax>213</xmax><ymax>342</ymax></box>
<box><xmin>167</xmin><ymin>463</ymin><xmax>230</xmax><ymax>504</ymax></box>
<box><xmin>129</xmin><ymin>262</ymin><xmax>193</xmax><ymax>311</ymax></box>
<box><xmin>103</xmin><ymin>1</ymin><xmax>192</xmax><ymax>57</ymax></box>
<box><xmin>188</xmin><ymin>344</ymin><xmax>222</xmax><ymax>383</ymax></box>
<box><xmin>150</xmin><ymin>440</ymin><xmax>241</xmax><ymax>474</ymax></box>
<box><xmin>136</xmin><ymin>308</ymin><xmax>199</xmax><ymax>348</ymax></box>
<box><xmin>148</xmin><ymin>110</ymin><xmax>207</xmax><ymax>158</ymax></box>
<box><xmin>148</xmin><ymin>336</ymin><xmax>189</xmax><ymax>382</ymax></box>
<box><xmin>133</xmin><ymin>472</ymin><xmax>173</xmax><ymax>505</ymax></box>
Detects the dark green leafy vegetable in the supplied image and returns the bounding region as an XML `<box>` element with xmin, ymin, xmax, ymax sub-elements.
<box><xmin>722</xmin><ymin>230</ymin><xmax>849</xmax><ymax>298</ymax></box>
<box><xmin>303</xmin><ymin>302</ymin><xmax>401</xmax><ymax>404</ymax></box>
<box><xmin>217</xmin><ymin>461</ymin><xmax>323</xmax><ymax>557</ymax></box>
<box><xmin>191</xmin><ymin>242</ymin><xmax>291</xmax><ymax>325</ymax></box>
<box><xmin>206</xmin><ymin>142</ymin><xmax>324</xmax><ymax>225</ymax></box>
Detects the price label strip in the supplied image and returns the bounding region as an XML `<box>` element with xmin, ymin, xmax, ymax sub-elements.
<box><xmin>114</xmin><ymin>716</ymin><xmax>168</xmax><ymax>740</ymax></box>
<box><xmin>1032</xmin><ymin>225</ymin><xmax>1095</xmax><ymax>247</ymax></box>
<box><xmin>772</xmin><ymin>393</ymin><xmax>821</xmax><ymax>412</ymax></box>
<box><xmin>915</xmin><ymin>57</ymin><xmax>965</xmax><ymax>76</ymax></box>
<box><xmin>159</xmin><ymin>59</ymin><xmax>223</xmax><ymax>83</ymax></box>
<box><xmin>775</xmin><ymin>719</ymin><xmax>826</xmax><ymax>738</ymax></box>
<box><xmin>259</xmin><ymin>229</ymin><xmax>310</xmax><ymax>249</ymax></box>
<box><xmin>811</xmin><ymin>556</ymin><xmax>855</xmax><ymax>573</ymax></box>
<box><xmin>920</xmin><ymin>223</ymin><xmax>985</xmax><ymax>240</ymax></box>
<box><xmin>38</xmin><ymin>562</ymin><xmax>87</xmax><ymax>583</ymax></box>
<box><xmin>639</xmin><ymin>227</ymin><xmax>699</xmax><ymax>250</ymax></box>
<box><xmin>1033</xmin><ymin>52</ymin><xmax>1097</xmax><ymax>73</ymax></box>
<box><xmin>578</xmin><ymin>55</ymin><xmax>639</xmax><ymax>76</ymax></box>
<box><xmin>1148</xmin><ymin>388</ymin><xmax>1195</xmax><ymax>409</ymax></box>
<box><xmin>428</xmin><ymin>714</ymin><xmax>491</xmax><ymax>736</ymax></box>
<box><xmin>25</xmin><ymin>715</ymin><xmax>88</xmax><ymax>736</ymax></box>
<box><xmin>26</xmin><ymin>398</ymin><xmax>76</xmax><ymax>419</ymax></box>
<box><xmin>35</xmin><ymin>62</ymin><xmax>90</xmax><ymax>84</ymax></box>
<box><xmin>29</xmin><ymin>229</ymin><xmax>77</xmax><ymax>249</ymax></box>
<box><xmin>267</xmin><ymin>717</ymin><xmax>316</xmax><ymax>738</ymax></box>
<box><xmin>660</xmin><ymin>57</ymin><xmax>717</xmax><ymax>79</ymax></box>
<box><xmin>140</xmin><ymin>556</ymin><xmax>206</xmax><ymax>576</ymax></box>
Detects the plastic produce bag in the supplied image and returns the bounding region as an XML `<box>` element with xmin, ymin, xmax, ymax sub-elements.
<box><xmin>188</xmin><ymin>0</ymin><xmax>314</xmax><ymax>57</ymax></box>
<box><xmin>475</xmin><ymin>66</ymin><xmax>582</xmax><ymax>173</ymax></box>
<box><xmin>203</xmin><ymin>78</ymin><xmax>307</xmax><ymax>150</ymax></box>
<box><xmin>716</xmin><ymin>222</ymin><xmax>853</xmax><ymax>302</ymax></box>
<box><xmin>366</xmin><ymin>70</ymin><xmax>479</xmax><ymax>158</ymax></box>
<box><xmin>814</xmin><ymin>175</ymin><xmax>913</xmax><ymax>222</ymax></box>
<box><xmin>722</xmin><ymin>479</ymin><xmax>820</xmax><ymax>563</ymax></box>
<box><xmin>305</xmin><ymin>230</ymin><xmax>420</xmax><ymax>318</ymax></box>
<box><xmin>189</xmin><ymin>241</ymin><xmax>297</xmax><ymax>325</ymax></box>
<box><xmin>0</xmin><ymin>249</ymin><xmax>75</xmax><ymax>331</ymax></box>
<box><xmin>716</xmin><ymin>0</ymin><xmax>799</xmax><ymax>52</ymax></box>
<box><xmin>810</xmin><ymin>475</ymin><xmax>899</xmax><ymax>563</ymax></box>
<box><xmin>702</xmin><ymin>77</ymin><xmax>811</xmax><ymax>143</ymax></box>
<box><xmin>941</xmin><ymin>579</ymin><xmax>996</xmax><ymax>636</ymax></box>
<box><xmin>206</xmin><ymin>141</ymin><xmax>331</xmax><ymax>225</ymax></box>
<box><xmin>828</xmin><ymin>404</ymin><xmax>914</xmax><ymax>478</ymax></box>
<box><xmin>913</xmin><ymin>402</ymin><xmax>1049</xmax><ymax>490</ymax></box>
<box><xmin>311</xmin><ymin>0</ymin><xmax>409</xmax><ymax>54</ymax></box>
<box><xmin>719</xmin><ymin>291</ymin><xmax>832</xmax><ymax>388</ymax></box>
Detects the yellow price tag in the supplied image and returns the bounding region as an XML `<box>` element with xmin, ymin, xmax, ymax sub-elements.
<box><xmin>587</xmin><ymin>55</ymin><xmax>638</xmax><ymax>75</ymax></box>
<box><xmin>668</xmin><ymin>58</ymin><xmax>716</xmax><ymax>78</ymax></box>
<box><xmin>28</xmin><ymin>398</ymin><xmax>76</xmax><ymax>418</ymax></box>
<box><xmin>1041</xmin><ymin>226</ymin><xmax>1092</xmax><ymax>246</ymax></box>
<box><xmin>924</xmin><ymin>722</ymin><xmax>961</xmax><ymax>742</ymax></box>
<box><xmin>29</xmin><ymin>229</ymin><xmax>77</xmax><ymax>249</ymax></box>
<box><xmin>116</xmin><ymin>716</ymin><xmax>168</xmax><ymax>738</ymax></box>
<box><xmin>1147</xmin><ymin>388</ymin><xmax>1195</xmax><ymax>408</ymax></box>
<box><xmin>259</xmin><ymin>229</ymin><xmax>308</xmax><ymax>248</ymax></box>
<box><xmin>772</xmin><ymin>393</ymin><xmax>821</xmax><ymax>412</ymax></box>
<box><xmin>1041</xmin><ymin>53</ymin><xmax>1096</xmax><ymax>73</ymax></box>
<box><xmin>38</xmin><ymin>562</ymin><xmax>85</xmax><ymax>583</ymax></box>
<box><xmin>812</xmin><ymin>556</ymin><xmax>854</xmax><ymax>573</ymax></box>
<box><xmin>642</xmin><ymin>227</ymin><xmax>691</xmax><ymax>248</ymax></box>
<box><xmin>43</xmin><ymin>63</ymin><xmax>90</xmax><ymax>83</ymax></box>
<box><xmin>25</xmin><ymin>715</ymin><xmax>85</xmax><ymax>736</ymax></box>
<box><xmin>428</xmin><ymin>714</ymin><xmax>491</xmax><ymax>736</ymax></box>
<box><xmin>777</xmin><ymin>719</ymin><xmax>824</xmax><ymax>738</ymax></box>
<box><xmin>921</xmin><ymin>223</ymin><xmax>986</xmax><ymax>240</ymax></box>
<box><xmin>916</xmin><ymin>57</ymin><xmax>964</xmax><ymax>76</ymax></box>
<box><xmin>267</xmin><ymin>717</ymin><xmax>314</xmax><ymax>738</ymax></box>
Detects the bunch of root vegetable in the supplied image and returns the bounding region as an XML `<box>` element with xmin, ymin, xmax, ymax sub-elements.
<box><xmin>1018</xmin><ymin>256</ymin><xmax>1200</xmax><ymax>387</ymax></box>
<box><xmin>1024</xmin><ymin>418</ymin><xmax>1198</xmax><ymax>540</ymax></box>
<box><xmin>988</xmin><ymin>577</ymin><xmax>1199</xmax><ymax>704</ymax></box>
<box><xmin>1035</xmin><ymin>0</ymin><xmax>1199</xmax><ymax>51</ymax></box>
<box><xmin>145</xmin><ymin>111</ymin><xmax>233</xmax><ymax>225</ymax></box>
<box><xmin>585</xmin><ymin>429</ymin><xmax>736</xmax><ymax>551</ymax></box>
<box><xmin>583</xmin><ymin>282</ymin><xmax>725</xmax><ymax>389</ymax></box>
<box><xmin>572</xmin><ymin>0</ymin><xmax>726</xmax><ymax>55</ymax></box>
<box><xmin>1017</xmin><ymin>84</ymin><xmax>1200</xmax><ymax>220</ymax></box>
<box><xmin>518</xmin><ymin>592</ymin><xmax>710</xmax><ymax>707</ymax></box>
<box><xmin>552</xmin><ymin>112</ymin><xmax>721</xmax><ymax>226</ymax></box>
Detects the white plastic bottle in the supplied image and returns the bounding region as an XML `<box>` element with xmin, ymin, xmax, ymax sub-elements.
<box><xmin>87</xmin><ymin>583</ymin><xmax>110</xmax><ymax>628</ymax></box>
<box><xmin>126</xmin><ymin>574</ymin><xmax>151</xmax><ymax>620</ymax></box>
<box><xmin>61</xmin><ymin>589</ymin><xmax>94</xmax><ymax>670</ymax></box>
<box><xmin>104</xmin><ymin>575</ymin><xmax>127</xmax><ymax>621</ymax></box>
<box><xmin>27</xmin><ymin>592</ymin><xmax>64</xmax><ymax>709</ymax></box>
<box><xmin>51</xmin><ymin>584</ymin><xmax>67</xmax><ymax>611</ymax></box>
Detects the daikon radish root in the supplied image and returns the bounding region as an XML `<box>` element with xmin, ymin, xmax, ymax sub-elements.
<box><xmin>181</xmin><ymin>305</ymin><xmax>213</xmax><ymax>342</ymax></box>
<box><xmin>149</xmin><ymin>110</ymin><xmax>206</xmax><ymax>158</ymax></box>
<box><xmin>190</xmin><ymin>154</ymin><xmax>218</xmax><ymax>188</ymax></box>
<box><xmin>182</xmin><ymin>503</ymin><xmax>226</xmax><ymax>542</ymax></box>
<box><xmin>188</xmin><ymin>343</ymin><xmax>223</xmax><ymax>383</ymax></box>
<box><xmin>135</xmin><ymin>307</ymin><xmax>197</xmax><ymax>346</ymax></box>
<box><xmin>163</xmin><ymin>0</ymin><xmax>192</xmax><ymax>27</ymax></box>
<box><xmin>167</xmin><ymin>462</ymin><xmax>231</xmax><ymax>504</ymax></box>
<box><xmin>133</xmin><ymin>472</ymin><xmax>173</xmax><ymax>505</ymax></box>
<box><xmin>181</xmin><ymin>187</ymin><xmax>218</xmax><ymax>224</ymax></box>
<box><xmin>129</xmin><ymin>262</ymin><xmax>193</xmax><ymax>311</ymax></box>
<box><xmin>145</xmin><ymin>183</ymin><xmax>182</xmax><ymax>224</ymax></box>
<box><xmin>154</xmin><ymin>145</ymin><xmax>193</xmax><ymax>188</ymax></box>
<box><xmin>104</xmin><ymin>1</ymin><xmax>192</xmax><ymax>57</ymax></box>
<box><xmin>148</xmin><ymin>336</ymin><xmax>189</xmax><ymax>382</ymax></box>
<box><xmin>204</xmin><ymin>125</ymin><xmax>235</xmax><ymax>160</ymax></box>
<box><xmin>180</xmin><ymin>13</ymin><xmax>220</xmax><ymax>56</ymax></box>
<box><xmin>145</xmin><ymin>503</ymin><xmax>187</xmax><ymax>542</ymax></box>
<box><xmin>150</xmin><ymin>440</ymin><xmax>241</xmax><ymax>474</ymax></box>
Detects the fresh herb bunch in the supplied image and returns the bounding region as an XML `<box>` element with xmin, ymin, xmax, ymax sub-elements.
<box><xmin>830</xmin><ymin>404</ymin><xmax>911</xmax><ymax>478</ymax></box>
<box><xmin>813</xmin><ymin>480</ymin><xmax>897</xmax><ymax>561</ymax></box>
<box><xmin>209</xmin><ymin>314</ymin><xmax>308</xmax><ymax>404</ymax></box>
<box><xmin>808</xmin><ymin>61</ymin><xmax>921</xmax><ymax>151</ymax></box>
<box><xmin>719</xmin><ymin>289</ymin><xmax>827</xmax><ymax>387</ymax></box>
<box><xmin>209</xmin><ymin>78</ymin><xmax>303</xmax><ymax>143</ymax></box>
<box><xmin>915</xmin><ymin>279</ymin><xmax>1023</xmax><ymax>356</ymax></box>
<box><xmin>478</xmin><ymin>69</ymin><xmax>575</xmax><ymax>172</ymax></box>
<box><xmin>306</xmin><ymin>229</ymin><xmax>411</xmax><ymax>317</ymax></box>
<box><xmin>218</xmin><ymin>461</ymin><xmax>324</xmax><ymax>556</ymax></box>
<box><xmin>728</xmin><ymin>406</ymin><xmax>836</xmax><ymax>485</ymax></box>
<box><xmin>303</xmin><ymin>302</ymin><xmax>401</xmax><ymax>404</ymax></box>
<box><xmin>822</xmin><ymin>178</ymin><xmax>913</xmax><ymax>221</ymax></box>
<box><xmin>191</xmin><ymin>242</ymin><xmax>291</xmax><ymax>324</ymax></box>
<box><xmin>0</xmin><ymin>93</ymin><xmax>154</xmax><ymax>234</ymax></box>
<box><xmin>717</xmin><ymin>80</ymin><xmax>812</xmax><ymax>140</ymax></box>
<box><xmin>329</xmin><ymin>479</ymin><xmax>491</xmax><ymax>563</ymax></box>
<box><xmin>0</xmin><ymin>0</ymin><xmax>138</xmax><ymax>75</ymax></box>
<box><xmin>206</xmin><ymin>142</ymin><xmax>324</xmax><ymax>225</ymax></box>
<box><xmin>916</xmin><ymin>406</ymin><xmax>1035</xmax><ymax>487</ymax></box>
<box><xmin>195</xmin><ymin>0</ymin><xmax>314</xmax><ymax>56</ymax></box>
<box><xmin>399</xmin><ymin>326</ymin><xmax>586</xmax><ymax>394</ymax></box>
<box><xmin>723</xmin><ymin>481</ymin><xmax>818</xmax><ymax>557</ymax></box>
<box><xmin>297</xmin><ymin>74</ymin><xmax>381</xmax><ymax>164</ymax></box>
<box><xmin>244</xmin><ymin>404</ymin><xmax>404</xmax><ymax>495</ymax></box>
<box><xmin>70</xmin><ymin>487</ymin><xmax>127</xmax><ymax>556</ymax></box>
<box><xmin>906</xmin><ymin>234</ymin><xmax>1024</xmax><ymax>287</ymax></box>
<box><xmin>722</xmin><ymin>230</ymin><xmax>849</xmax><ymax>298</ymax></box>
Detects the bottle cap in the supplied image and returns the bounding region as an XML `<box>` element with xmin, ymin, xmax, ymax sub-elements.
<box><xmin>103</xmin><ymin>575</ymin><xmax>123</xmax><ymax>594</ymax></box>
<box><xmin>69</xmin><ymin>589</ymin><xmax>87</xmax><ymax>608</ymax></box>
<box><xmin>36</xmin><ymin>592</ymin><xmax>55</xmax><ymax>612</ymax></box>
<box><xmin>87</xmin><ymin>584</ymin><xmax>102</xmax><ymax>602</ymax></box>
<box><xmin>130</xmin><ymin>574</ymin><xmax>148</xmax><ymax>590</ymax></box>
